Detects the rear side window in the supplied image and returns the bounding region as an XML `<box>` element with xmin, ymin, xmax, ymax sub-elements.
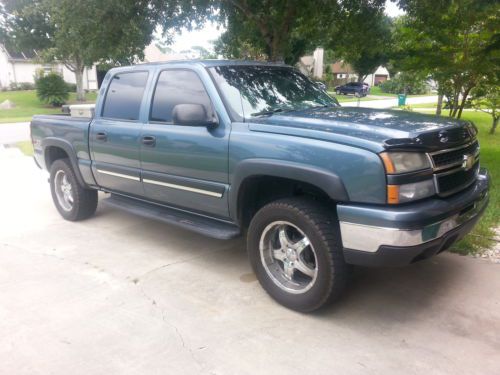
<box><xmin>150</xmin><ymin>70</ymin><xmax>211</xmax><ymax>123</ymax></box>
<box><xmin>102</xmin><ymin>71</ymin><xmax>148</xmax><ymax>121</ymax></box>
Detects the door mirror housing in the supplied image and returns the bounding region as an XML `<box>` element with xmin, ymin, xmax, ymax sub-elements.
<box><xmin>316</xmin><ymin>82</ymin><xmax>327</xmax><ymax>91</ymax></box>
<box><xmin>172</xmin><ymin>104</ymin><xmax>218</xmax><ymax>128</ymax></box>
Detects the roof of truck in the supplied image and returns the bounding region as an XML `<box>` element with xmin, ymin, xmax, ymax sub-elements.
<box><xmin>136</xmin><ymin>59</ymin><xmax>288</xmax><ymax>68</ymax></box>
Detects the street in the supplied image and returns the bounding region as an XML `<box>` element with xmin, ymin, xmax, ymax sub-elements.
<box><xmin>0</xmin><ymin>139</ymin><xmax>499</xmax><ymax>375</ymax></box>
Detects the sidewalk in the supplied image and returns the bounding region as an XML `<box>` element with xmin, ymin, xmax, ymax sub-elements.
<box><xmin>343</xmin><ymin>95</ymin><xmax>438</xmax><ymax>109</ymax></box>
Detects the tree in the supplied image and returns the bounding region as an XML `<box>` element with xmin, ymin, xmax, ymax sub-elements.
<box><xmin>391</xmin><ymin>0</ymin><xmax>499</xmax><ymax>119</ymax></box>
<box><xmin>325</xmin><ymin>2</ymin><xmax>391</xmax><ymax>82</ymax></box>
<box><xmin>209</xmin><ymin>0</ymin><xmax>386</xmax><ymax>64</ymax></box>
<box><xmin>471</xmin><ymin>82</ymin><xmax>500</xmax><ymax>134</ymax></box>
<box><xmin>1</xmin><ymin>0</ymin><xmax>158</xmax><ymax>101</ymax></box>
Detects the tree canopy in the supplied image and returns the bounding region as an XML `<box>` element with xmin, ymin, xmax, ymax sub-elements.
<box><xmin>391</xmin><ymin>0</ymin><xmax>499</xmax><ymax>118</ymax></box>
<box><xmin>1</xmin><ymin>0</ymin><xmax>159</xmax><ymax>100</ymax></box>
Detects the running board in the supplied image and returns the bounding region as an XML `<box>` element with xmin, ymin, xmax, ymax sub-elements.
<box><xmin>102</xmin><ymin>194</ymin><xmax>241</xmax><ymax>240</ymax></box>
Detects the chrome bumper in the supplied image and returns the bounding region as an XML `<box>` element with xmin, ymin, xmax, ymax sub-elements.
<box><xmin>339</xmin><ymin>175</ymin><xmax>489</xmax><ymax>253</ymax></box>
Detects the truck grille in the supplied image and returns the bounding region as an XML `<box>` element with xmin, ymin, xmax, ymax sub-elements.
<box><xmin>430</xmin><ymin>141</ymin><xmax>480</xmax><ymax>197</ymax></box>
<box><xmin>431</xmin><ymin>141</ymin><xmax>479</xmax><ymax>170</ymax></box>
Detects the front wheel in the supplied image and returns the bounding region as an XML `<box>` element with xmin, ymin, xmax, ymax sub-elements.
<box><xmin>50</xmin><ymin>158</ymin><xmax>98</xmax><ymax>221</ymax></box>
<box><xmin>247</xmin><ymin>198</ymin><xmax>350</xmax><ymax>312</ymax></box>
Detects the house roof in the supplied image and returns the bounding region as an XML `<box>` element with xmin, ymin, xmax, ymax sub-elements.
<box><xmin>330</xmin><ymin>61</ymin><xmax>354</xmax><ymax>74</ymax></box>
<box><xmin>0</xmin><ymin>44</ymin><xmax>39</xmax><ymax>61</ymax></box>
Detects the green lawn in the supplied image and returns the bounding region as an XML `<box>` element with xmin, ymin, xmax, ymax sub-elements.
<box><xmin>410</xmin><ymin>109</ymin><xmax>499</xmax><ymax>254</ymax></box>
<box><xmin>0</xmin><ymin>90</ymin><xmax>97</xmax><ymax>123</ymax></box>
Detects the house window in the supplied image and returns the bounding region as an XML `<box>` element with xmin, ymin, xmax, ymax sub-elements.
<box><xmin>337</xmin><ymin>73</ymin><xmax>346</xmax><ymax>79</ymax></box>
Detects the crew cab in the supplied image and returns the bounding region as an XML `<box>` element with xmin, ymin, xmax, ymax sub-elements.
<box><xmin>31</xmin><ymin>61</ymin><xmax>490</xmax><ymax>312</ymax></box>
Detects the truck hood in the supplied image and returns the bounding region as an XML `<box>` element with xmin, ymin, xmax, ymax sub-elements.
<box><xmin>248</xmin><ymin>106</ymin><xmax>476</xmax><ymax>152</ymax></box>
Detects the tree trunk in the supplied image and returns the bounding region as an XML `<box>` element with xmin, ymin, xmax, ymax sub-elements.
<box><xmin>491</xmin><ymin>116</ymin><xmax>498</xmax><ymax>134</ymax></box>
<box><xmin>75</xmin><ymin>67</ymin><xmax>86</xmax><ymax>102</ymax></box>
<box><xmin>456</xmin><ymin>88</ymin><xmax>471</xmax><ymax>119</ymax></box>
<box><xmin>436</xmin><ymin>94</ymin><xmax>443</xmax><ymax>116</ymax></box>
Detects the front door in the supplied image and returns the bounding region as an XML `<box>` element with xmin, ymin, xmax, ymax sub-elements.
<box><xmin>140</xmin><ymin>69</ymin><xmax>230</xmax><ymax>218</ymax></box>
<box><xmin>90</xmin><ymin>71</ymin><xmax>149</xmax><ymax>197</ymax></box>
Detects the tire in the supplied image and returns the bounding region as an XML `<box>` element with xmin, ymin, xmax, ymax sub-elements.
<box><xmin>50</xmin><ymin>158</ymin><xmax>98</xmax><ymax>221</ymax></box>
<box><xmin>247</xmin><ymin>197</ymin><xmax>350</xmax><ymax>312</ymax></box>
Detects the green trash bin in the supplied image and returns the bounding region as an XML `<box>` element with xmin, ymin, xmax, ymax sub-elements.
<box><xmin>398</xmin><ymin>94</ymin><xmax>407</xmax><ymax>106</ymax></box>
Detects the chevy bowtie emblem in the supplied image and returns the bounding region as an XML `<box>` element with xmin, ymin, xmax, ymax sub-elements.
<box><xmin>462</xmin><ymin>154</ymin><xmax>474</xmax><ymax>170</ymax></box>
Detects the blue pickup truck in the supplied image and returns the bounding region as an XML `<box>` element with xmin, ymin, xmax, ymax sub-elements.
<box><xmin>31</xmin><ymin>60</ymin><xmax>489</xmax><ymax>312</ymax></box>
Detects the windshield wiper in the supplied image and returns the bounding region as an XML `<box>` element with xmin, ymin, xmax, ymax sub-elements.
<box><xmin>251</xmin><ymin>108</ymin><xmax>285</xmax><ymax>117</ymax></box>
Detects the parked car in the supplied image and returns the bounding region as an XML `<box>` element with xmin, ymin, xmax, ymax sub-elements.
<box><xmin>335</xmin><ymin>81</ymin><xmax>369</xmax><ymax>97</ymax></box>
<box><xmin>31</xmin><ymin>61</ymin><xmax>489</xmax><ymax>312</ymax></box>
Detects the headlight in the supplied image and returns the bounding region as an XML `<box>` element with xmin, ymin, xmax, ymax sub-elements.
<box><xmin>387</xmin><ymin>180</ymin><xmax>436</xmax><ymax>204</ymax></box>
<box><xmin>380</xmin><ymin>152</ymin><xmax>431</xmax><ymax>174</ymax></box>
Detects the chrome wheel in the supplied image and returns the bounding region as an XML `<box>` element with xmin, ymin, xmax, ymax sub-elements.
<box><xmin>54</xmin><ymin>170</ymin><xmax>74</xmax><ymax>212</ymax></box>
<box><xmin>259</xmin><ymin>221</ymin><xmax>318</xmax><ymax>294</ymax></box>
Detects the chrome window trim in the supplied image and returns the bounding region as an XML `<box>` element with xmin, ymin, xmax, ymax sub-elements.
<box><xmin>143</xmin><ymin>178</ymin><xmax>223</xmax><ymax>198</ymax></box>
<box><xmin>97</xmin><ymin>169</ymin><xmax>140</xmax><ymax>181</ymax></box>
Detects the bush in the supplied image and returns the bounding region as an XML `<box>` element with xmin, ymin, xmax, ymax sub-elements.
<box><xmin>379</xmin><ymin>72</ymin><xmax>430</xmax><ymax>95</ymax></box>
<box><xmin>35</xmin><ymin>72</ymin><xmax>69</xmax><ymax>106</ymax></box>
<box><xmin>66</xmin><ymin>82</ymin><xmax>77</xmax><ymax>92</ymax></box>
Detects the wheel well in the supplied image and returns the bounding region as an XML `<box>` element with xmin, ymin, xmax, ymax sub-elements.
<box><xmin>237</xmin><ymin>176</ymin><xmax>333</xmax><ymax>229</ymax></box>
<box><xmin>45</xmin><ymin>146</ymin><xmax>69</xmax><ymax>169</ymax></box>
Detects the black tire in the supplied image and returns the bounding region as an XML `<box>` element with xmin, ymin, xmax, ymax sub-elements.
<box><xmin>247</xmin><ymin>197</ymin><xmax>350</xmax><ymax>312</ymax></box>
<box><xmin>49</xmin><ymin>158</ymin><xmax>98</xmax><ymax>221</ymax></box>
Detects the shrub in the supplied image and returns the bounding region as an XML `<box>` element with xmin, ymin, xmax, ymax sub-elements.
<box><xmin>35</xmin><ymin>72</ymin><xmax>69</xmax><ymax>106</ymax></box>
<box><xmin>66</xmin><ymin>82</ymin><xmax>77</xmax><ymax>92</ymax></box>
<box><xmin>379</xmin><ymin>72</ymin><xmax>430</xmax><ymax>95</ymax></box>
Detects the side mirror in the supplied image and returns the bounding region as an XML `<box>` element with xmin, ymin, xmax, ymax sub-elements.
<box><xmin>316</xmin><ymin>82</ymin><xmax>327</xmax><ymax>91</ymax></box>
<box><xmin>172</xmin><ymin>104</ymin><xmax>218</xmax><ymax>128</ymax></box>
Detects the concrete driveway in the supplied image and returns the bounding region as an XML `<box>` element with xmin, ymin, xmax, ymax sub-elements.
<box><xmin>1</xmin><ymin>147</ymin><xmax>499</xmax><ymax>375</ymax></box>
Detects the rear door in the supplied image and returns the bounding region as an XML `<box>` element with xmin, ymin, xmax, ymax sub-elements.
<box><xmin>89</xmin><ymin>70</ymin><xmax>149</xmax><ymax>196</ymax></box>
<box><xmin>139</xmin><ymin>68</ymin><xmax>230</xmax><ymax>218</ymax></box>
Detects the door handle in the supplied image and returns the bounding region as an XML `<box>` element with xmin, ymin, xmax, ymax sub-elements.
<box><xmin>96</xmin><ymin>132</ymin><xmax>107</xmax><ymax>141</ymax></box>
<box><xmin>141</xmin><ymin>135</ymin><xmax>156</xmax><ymax>147</ymax></box>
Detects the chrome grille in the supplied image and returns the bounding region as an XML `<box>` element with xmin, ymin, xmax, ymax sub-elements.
<box><xmin>430</xmin><ymin>141</ymin><xmax>480</xmax><ymax>197</ymax></box>
<box><xmin>430</xmin><ymin>141</ymin><xmax>479</xmax><ymax>171</ymax></box>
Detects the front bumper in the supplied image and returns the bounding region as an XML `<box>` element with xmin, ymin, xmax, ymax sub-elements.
<box><xmin>338</xmin><ymin>168</ymin><xmax>490</xmax><ymax>267</ymax></box>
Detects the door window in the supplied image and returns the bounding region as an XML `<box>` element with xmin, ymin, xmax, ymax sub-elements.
<box><xmin>150</xmin><ymin>70</ymin><xmax>212</xmax><ymax>123</ymax></box>
<box><xmin>102</xmin><ymin>71</ymin><xmax>149</xmax><ymax>121</ymax></box>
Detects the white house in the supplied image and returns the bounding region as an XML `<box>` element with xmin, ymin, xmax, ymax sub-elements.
<box><xmin>0</xmin><ymin>44</ymin><xmax>98</xmax><ymax>90</ymax></box>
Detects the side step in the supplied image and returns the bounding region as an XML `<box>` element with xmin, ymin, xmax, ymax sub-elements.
<box><xmin>102</xmin><ymin>194</ymin><xmax>241</xmax><ymax>240</ymax></box>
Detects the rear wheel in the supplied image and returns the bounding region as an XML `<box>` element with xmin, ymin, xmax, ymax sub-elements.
<box><xmin>50</xmin><ymin>158</ymin><xmax>97</xmax><ymax>221</ymax></box>
<box><xmin>247</xmin><ymin>198</ymin><xmax>350</xmax><ymax>312</ymax></box>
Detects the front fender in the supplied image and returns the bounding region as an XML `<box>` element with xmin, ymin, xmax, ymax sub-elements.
<box><xmin>229</xmin><ymin>158</ymin><xmax>349</xmax><ymax>219</ymax></box>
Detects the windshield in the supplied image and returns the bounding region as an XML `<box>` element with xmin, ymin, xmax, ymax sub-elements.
<box><xmin>209</xmin><ymin>65</ymin><xmax>338</xmax><ymax>119</ymax></box>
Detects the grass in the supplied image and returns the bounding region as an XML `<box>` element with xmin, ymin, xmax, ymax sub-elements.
<box><xmin>14</xmin><ymin>141</ymin><xmax>34</xmax><ymax>156</ymax></box>
<box><xmin>0</xmin><ymin>90</ymin><xmax>97</xmax><ymax>123</ymax></box>
<box><xmin>410</xmin><ymin>109</ymin><xmax>499</xmax><ymax>254</ymax></box>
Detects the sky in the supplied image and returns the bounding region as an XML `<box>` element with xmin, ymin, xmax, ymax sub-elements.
<box><xmin>167</xmin><ymin>0</ymin><xmax>405</xmax><ymax>53</ymax></box>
